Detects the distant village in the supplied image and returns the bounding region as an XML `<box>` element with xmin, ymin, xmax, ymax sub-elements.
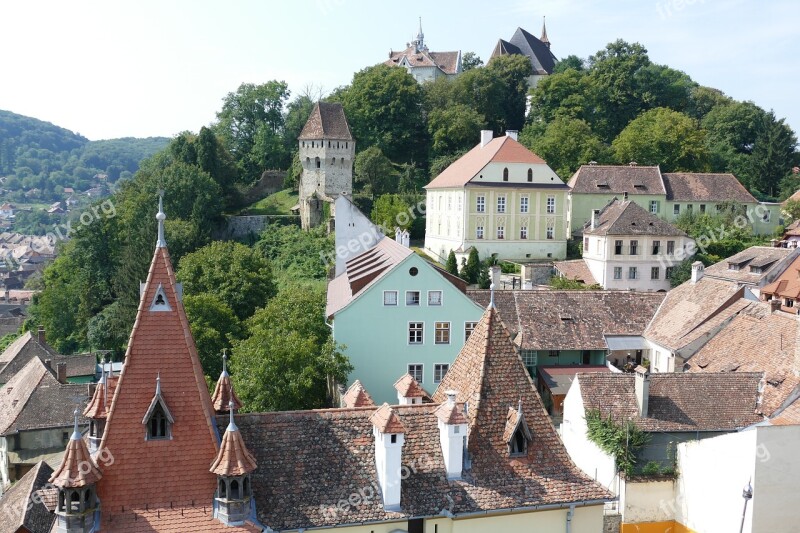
<box><xmin>1</xmin><ymin>19</ymin><xmax>799</xmax><ymax>533</ymax></box>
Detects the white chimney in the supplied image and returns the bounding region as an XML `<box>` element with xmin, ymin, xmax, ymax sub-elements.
<box><xmin>505</xmin><ymin>130</ymin><xmax>519</xmax><ymax>141</ymax></box>
<box><xmin>634</xmin><ymin>366</ymin><xmax>650</xmax><ymax>417</ymax></box>
<box><xmin>394</xmin><ymin>374</ymin><xmax>424</xmax><ymax>405</ymax></box>
<box><xmin>401</xmin><ymin>230</ymin><xmax>410</xmax><ymax>248</ymax></box>
<box><xmin>370</xmin><ymin>404</ymin><xmax>406</xmax><ymax>511</ymax></box>
<box><xmin>590</xmin><ymin>209</ymin><xmax>600</xmax><ymax>230</ymax></box>
<box><xmin>395</xmin><ymin>227</ymin><xmax>402</xmax><ymax>243</ymax></box>
<box><xmin>490</xmin><ymin>265</ymin><xmax>502</xmax><ymax>287</ymax></box>
<box><xmin>434</xmin><ymin>391</ymin><xmax>468</xmax><ymax>480</ymax></box>
<box><xmin>480</xmin><ymin>130</ymin><xmax>494</xmax><ymax>148</ymax></box>
<box><xmin>691</xmin><ymin>261</ymin><xmax>704</xmax><ymax>284</ymax></box>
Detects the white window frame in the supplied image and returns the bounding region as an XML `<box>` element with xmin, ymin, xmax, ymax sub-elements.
<box><xmin>629</xmin><ymin>266</ymin><xmax>638</xmax><ymax>280</ymax></box>
<box><xmin>546</xmin><ymin>195</ymin><xmax>555</xmax><ymax>214</ymax></box>
<box><xmin>435</xmin><ymin>322</ymin><xmax>451</xmax><ymax>345</ymax></box>
<box><xmin>497</xmin><ymin>195</ymin><xmax>506</xmax><ymax>213</ymax></box>
<box><xmin>408</xmin><ymin>363</ymin><xmax>423</xmax><ymax>382</ymax></box>
<box><xmin>465</xmin><ymin>321</ymin><xmax>478</xmax><ymax>342</ymax></box>
<box><xmin>497</xmin><ymin>226</ymin><xmax>505</xmax><ymax>240</ymax></box>
<box><xmin>383</xmin><ymin>290</ymin><xmax>398</xmax><ymax>306</ymax></box>
<box><xmin>650</xmin><ymin>200</ymin><xmax>658</xmax><ymax>214</ymax></box>
<box><xmin>520</xmin><ymin>196</ymin><xmax>529</xmax><ymax>214</ymax></box>
<box><xmin>428</xmin><ymin>290</ymin><xmax>443</xmax><ymax>306</ymax></box>
<box><xmin>520</xmin><ymin>226</ymin><xmax>528</xmax><ymax>239</ymax></box>
<box><xmin>613</xmin><ymin>267</ymin><xmax>622</xmax><ymax>280</ymax></box>
<box><xmin>651</xmin><ymin>266</ymin><xmax>660</xmax><ymax>280</ymax></box>
<box><xmin>408</xmin><ymin>323</ymin><xmax>424</xmax><ymax>345</ymax></box>
<box><xmin>476</xmin><ymin>196</ymin><xmax>485</xmax><ymax>213</ymax></box>
<box><xmin>434</xmin><ymin>363</ymin><xmax>450</xmax><ymax>384</ymax></box>
<box><xmin>476</xmin><ymin>226</ymin><xmax>484</xmax><ymax>240</ymax></box>
<box><xmin>673</xmin><ymin>204</ymin><xmax>680</xmax><ymax>215</ymax></box>
<box><xmin>405</xmin><ymin>290</ymin><xmax>420</xmax><ymax>306</ymax></box>
<box><xmin>546</xmin><ymin>226</ymin><xmax>554</xmax><ymax>240</ymax></box>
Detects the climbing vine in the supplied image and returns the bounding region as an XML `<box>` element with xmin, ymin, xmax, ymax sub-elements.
<box><xmin>585</xmin><ymin>409</ymin><xmax>650</xmax><ymax>477</ymax></box>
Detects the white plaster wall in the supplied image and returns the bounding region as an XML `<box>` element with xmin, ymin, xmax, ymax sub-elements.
<box><xmin>561</xmin><ymin>378</ymin><xmax>618</xmax><ymax>492</ymax></box>
<box><xmin>751</xmin><ymin>425</ymin><xmax>800</xmax><ymax>533</ymax></box>
<box><xmin>619</xmin><ymin>477</ymin><xmax>675</xmax><ymax>523</ymax></box>
<box><xmin>675</xmin><ymin>429</ymin><xmax>757</xmax><ymax>533</ymax></box>
<box><xmin>333</xmin><ymin>196</ymin><xmax>383</xmax><ymax>276</ymax></box>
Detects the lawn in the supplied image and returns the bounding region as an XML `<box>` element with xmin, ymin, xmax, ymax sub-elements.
<box><xmin>240</xmin><ymin>189</ymin><xmax>299</xmax><ymax>215</ymax></box>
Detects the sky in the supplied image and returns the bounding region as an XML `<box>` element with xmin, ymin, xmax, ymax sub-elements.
<box><xmin>1</xmin><ymin>0</ymin><xmax>798</xmax><ymax>141</ymax></box>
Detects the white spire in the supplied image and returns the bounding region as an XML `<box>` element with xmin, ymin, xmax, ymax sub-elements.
<box><xmin>156</xmin><ymin>190</ymin><xmax>167</xmax><ymax>248</ymax></box>
<box><xmin>489</xmin><ymin>283</ymin><xmax>496</xmax><ymax>309</ymax></box>
<box><xmin>221</xmin><ymin>349</ymin><xmax>229</xmax><ymax>378</ymax></box>
<box><xmin>155</xmin><ymin>372</ymin><xmax>161</xmax><ymax>395</ymax></box>
<box><xmin>227</xmin><ymin>400</ymin><xmax>238</xmax><ymax>432</ymax></box>
<box><xmin>99</xmin><ymin>355</ymin><xmax>108</xmax><ymax>409</ymax></box>
<box><xmin>71</xmin><ymin>408</ymin><xmax>81</xmax><ymax>441</ymax></box>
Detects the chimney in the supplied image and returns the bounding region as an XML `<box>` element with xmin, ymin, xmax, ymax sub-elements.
<box><xmin>44</xmin><ymin>359</ymin><xmax>52</xmax><ymax>370</ymax></box>
<box><xmin>395</xmin><ymin>227</ymin><xmax>402</xmax><ymax>243</ymax></box>
<box><xmin>37</xmin><ymin>325</ymin><xmax>45</xmax><ymax>344</ymax></box>
<box><xmin>505</xmin><ymin>130</ymin><xmax>519</xmax><ymax>141</ymax></box>
<box><xmin>770</xmin><ymin>298</ymin><xmax>782</xmax><ymax>313</ymax></box>
<box><xmin>590</xmin><ymin>209</ymin><xmax>600</xmax><ymax>230</ymax></box>
<box><xmin>3</xmin><ymin>288</ymin><xmax>8</xmax><ymax>303</ymax></box>
<box><xmin>434</xmin><ymin>391</ymin><xmax>468</xmax><ymax>480</ymax></box>
<box><xmin>401</xmin><ymin>230</ymin><xmax>410</xmax><ymax>248</ymax></box>
<box><xmin>370</xmin><ymin>404</ymin><xmax>406</xmax><ymax>511</ymax></box>
<box><xmin>480</xmin><ymin>130</ymin><xmax>494</xmax><ymax>148</ymax></box>
<box><xmin>623</xmin><ymin>191</ymin><xmax>628</xmax><ymax>201</ymax></box>
<box><xmin>634</xmin><ymin>365</ymin><xmax>650</xmax><ymax>417</ymax></box>
<box><xmin>56</xmin><ymin>362</ymin><xmax>67</xmax><ymax>384</ymax></box>
<box><xmin>629</xmin><ymin>161</ymin><xmax>638</xmax><ymax>167</ymax></box>
<box><xmin>490</xmin><ymin>265</ymin><xmax>502</xmax><ymax>287</ymax></box>
<box><xmin>691</xmin><ymin>261</ymin><xmax>704</xmax><ymax>284</ymax></box>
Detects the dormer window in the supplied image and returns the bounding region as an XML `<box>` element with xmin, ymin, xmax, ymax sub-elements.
<box><xmin>148</xmin><ymin>403</ymin><xmax>169</xmax><ymax>439</ymax></box>
<box><xmin>142</xmin><ymin>375</ymin><xmax>174</xmax><ymax>440</ymax></box>
<box><xmin>510</xmin><ymin>427</ymin><xmax>527</xmax><ymax>455</ymax></box>
<box><xmin>504</xmin><ymin>403</ymin><xmax>532</xmax><ymax>457</ymax></box>
<box><xmin>149</xmin><ymin>284</ymin><xmax>171</xmax><ymax>312</ymax></box>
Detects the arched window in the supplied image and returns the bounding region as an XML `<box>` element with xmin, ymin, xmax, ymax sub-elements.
<box><xmin>148</xmin><ymin>403</ymin><xmax>168</xmax><ymax>439</ymax></box>
<box><xmin>243</xmin><ymin>477</ymin><xmax>250</xmax><ymax>496</ymax></box>
<box><xmin>527</xmin><ymin>168</ymin><xmax>533</xmax><ymax>182</ymax></box>
<box><xmin>503</xmin><ymin>168</ymin><xmax>509</xmax><ymax>181</ymax></box>
<box><xmin>511</xmin><ymin>428</ymin><xmax>527</xmax><ymax>455</ymax></box>
<box><xmin>230</xmin><ymin>479</ymin><xmax>240</xmax><ymax>499</ymax></box>
<box><xmin>219</xmin><ymin>479</ymin><xmax>227</xmax><ymax>499</ymax></box>
<box><xmin>315</xmin><ymin>157</ymin><xmax>321</xmax><ymax>169</ymax></box>
<box><xmin>69</xmin><ymin>490</ymin><xmax>80</xmax><ymax>513</ymax></box>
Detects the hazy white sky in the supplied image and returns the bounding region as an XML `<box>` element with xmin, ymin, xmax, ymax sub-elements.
<box><xmin>1</xmin><ymin>0</ymin><xmax>797</xmax><ymax>141</ymax></box>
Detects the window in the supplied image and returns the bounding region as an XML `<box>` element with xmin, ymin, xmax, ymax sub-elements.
<box><xmin>687</xmin><ymin>204</ymin><xmax>693</xmax><ymax>212</ymax></box>
<box><xmin>434</xmin><ymin>364</ymin><xmax>449</xmax><ymax>383</ymax></box>
<box><xmin>673</xmin><ymin>204</ymin><xmax>680</xmax><ymax>215</ymax></box>
<box><xmin>408</xmin><ymin>323</ymin><xmax>423</xmax><ymax>344</ymax></box>
<box><xmin>465</xmin><ymin>321</ymin><xmax>478</xmax><ymax>341</ymax></box>
<box><xmin>665</xmin><ymin>266</ymin><xmax>674</xmax><ymax>279</ymax></box>
<box><xmin>497</xmin><ymin>196</ymin><xmax>506</xmax><ymax>213</ymax></box>
<box><xmin>548</xmin><ymin>350</ymin><xmax>559</xmax><ymax>358</ymax></box>
<box><xmin>476</xmin><ymin>196</ymin><xmax>485</xmax><ymax>212</ymax></box>
<box><xmin>629</xmin><ymin>240</ymin><xmax>638</xmax><ymax>255</ymax></box>
<box><xmin>448</xmin><ymin>196</ymin><xmax>452</xmax><ymax>210</ymax></box>
<box><xmin>520</xmin><ymin>196</ymin><xmax>529</xmax><ymax>213</ymax></box>
<box><xmin>147</xmin><ymin>403</ymin><xmax>170</xmax><ymax>440</ymax></box>
<box><xmin>457</xmin><ymin>195</ymin><xmax>462</xmax><ymax>210</ymax></box>
<box><xmin>667</xmin><ymin>240</ymin><xmax>675</xmax><ymax>254</ymax></box>
<box><xmin>546</xmin><ymin>226</ymin><xmax>554</xmax><ymax>240</ymax></box>
<box><xmin>521</xmin><ymin>350</ymin><xmax>537</xmax><ymax>376</ymax></box>
<box><xmin>503</xmin><ymin>168</ymin><xmax>509</xmax><ymax>181</ymax></box>
<box><xmin>584</xmin><ymin>237</ymin><xmax>589</xmax><ymax>250</ymax></box>
<box><xmin>700</xmin><ymin>204</ymin><xmax>706</xmax><ymax>213</ymax></box>
<box><xmin>476</xmin><ymin>226</ymin><xmax>484</xmax><ymax>239</ymax></box>
<box><xmin>629</xmin><ymin>266</ymin><xmax>638</xmax><ymax>279</ymax></box>
<box><xmin>520</xmin><ymin>226</ymin><xmax>528</xmax><ymax>239</ymax></box>
<box><xmin>650</xmin><ymin>200</ymin><xmax>659</xmax><ymax>214</ymax></box>
<box><xmin>383</xmin><ymin>291</ymin><xmax>398</xmax><ymax>306</ymax></box>
<box><xmin>546</xmin><ymin>196</ymin><xmax>556</xmax><ymax>214</ymax></box>
<box><xmin>428</xmin><ymin>290</ymin><xmax>442</xmax><ymax>306</ymax></box>
<box><xmin>613</xmin><ymin>267</ymin><xmax>622</xmax><ymax>279</ymax></box>
<box><xmin>614</xmin><ymin>240</ymin><xmax>623</xmax><ymax>255</ymax></box>
<box><xmin>315</xmin><ymin>157</ymin><xmax>321</xmax><ymax>169</ymax></box>
<box><xmin>409</xmin><ymin>267</ymin><xmax>418</xmax><ymax>276</ymax></box>
<box><xmin>406</xmin><ymin>291</ymin><xmax>420</xmax><ymax>306</ymax></box>
<box><xmin>435</xmin><ymin>322</ymin><xmax>451</xmax><ymax>344</ymax></box>
<box><xmin>497</xmin><ymin>226</ymin><xmax>505</xmax><ymax>239</ymax></box>
<box><xmin>408</xmin><ymin>364</ymin><xmax>423</xmax><ymax>382</ymax></box>
<box><xmin>510</xmin><ymin>424</ymin><xmax>529</xmax><ymax>456</ymax></box>
<box><xmin>651</xmin><ymin>266</ymin><xmax>660</xmax><ymax>280</ymax></box>
<box><xmin>786</xmin><ymin>299</ymin><xmax>794</xmax><ymax>308</ymax></box>
<box><xmin>527</xmin><ymin>168</ymin><xmax>533</xmax><ymax>182</ymax></box>
<box><xmin>652</xmin><ymin>240</ymin><xmax>661</xmax><ymax>255</ymax></box>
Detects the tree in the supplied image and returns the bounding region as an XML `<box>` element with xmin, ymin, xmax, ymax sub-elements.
<box><xmin>549</xmin><ymin>277</ymin><xmax>601</xmax><ymax>290</ymax></box>
<box><xmin>524</xmin><ymin>117</ymin><xmax>610</xmax><ymax>179</ymax></box>
<box><xmin>783</xmin><ymin>199</ymin><xmax>800</xmax><ymax>220</ymax></box>
<box><xmin>230</xmin><ymin>284</ymin><xmax>352</xmax><ymax>412</ymax></box>
<box><xmin>86</xmin><ymin>301</ymin><xmax>135</xmax><ymax>358</ymax></box>
<box><xmin>176</xmin><ymin>241</ymin><xmax>276</xmax><ymax>321</ymax></box>
<box><xmin>481</xmin><ymin>54</ymin><xmax>533</xmax><ymax>132</ymax></box>
<box><xmin>255</xmin><ymin>222</ymin><xmax>333</xmax><ymax>283</ymax></box>
<box><xmin>283</xmin><ymin>94</ymin><xmax>316</xmax><ymax>155</ymax></box>
<box><xmin>354</xmin><ymin>146</ymin><xmax>395</xmax><ymax>198</ymax></box>
<box><xmin>428</xmin><ymin>104</ymin><xmax>486</xmax><ymax>158</ymax></box>
<box><xmin>183</xmin><ymin>293</ymin><xmax>243</xmax><ymax>382</ymax></box>
<box><xmin>477</xmin><ymin>259</ymin><xmax>492</xmax><ymax>289</ymax></box>
<box><xmin>669</xmin><ymin>258</ymin><xmax>694</xmax><ymax>287</ymax></box>
<box><xmin>612</xmin><ymin>108</ymin><xmax>709</xmax><ymax>171</ymax></box>
<box><xmin>553</xmin><ymin>55</ymin><xmax>585</xmax><ymax>73</ymax></box>
<box><xmin>371</xmin><ymin>194</ymin><xmax>412</xmax><ymax>232</ymax></box>
<box><xmin>461</xmin><ymin>52</ymin><xmax>483</xmax><ymax>71</ymax></box>
<box><xmin>748</xmin><ymin>111</ymin><xmax>798</xmax><ymax>197</ymax></box>
<box><xmin>461</xmin><ymin>247</ymin><xmax>480</xmax><ymax>284</ymax></box>
<box><xmin>445</xmin><ymin>251</ymin><xmax>458</xmax><ymax>276</ymax></box>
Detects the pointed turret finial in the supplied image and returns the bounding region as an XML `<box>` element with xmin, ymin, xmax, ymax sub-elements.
<box><xmin>227</xmin><ymin>400</ymin><xmax>238</xmax><ymax>432</ymax></box>
<box><xmin>489</xmin><ymin>283</ymin><xmax>496</xmax><ymax>309</ymax></box>
<box><xmin>71</xmin><ymin>408</ymin><xmax>81</xmax><ymax>441</ymax></box>
<box><xmin>155</xmin><ymin>372</ymin><xmax>161</xmax><ymax>395</ymax></box>
<box><xmin>99</xmin><ymin>355</ymin><xmax>108</xmax><ymax>408</ymax></box>
<box><xmin>221</xmin><ymin>349</ymin><xmax>229</xmax><ymax>378</ymax></box>
<box><xmin>156</xmin><ymin>189</ymin><xmax>167</xmax><ymax>248</ymax></box>
<box><xmin>540</xmin><ymin>16</ymin><xmax>550</xmax><ymax>48</ymax></box>
<box><xmin>518</xmin><ymin>398</ymin><xmax>523</xmax><ymax>413</ymax></box>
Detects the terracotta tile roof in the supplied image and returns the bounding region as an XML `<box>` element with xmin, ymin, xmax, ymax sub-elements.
<box><xmin>97</xmin><ymin>245</ymin><xmax>221</xmax><ymax>522</ymax></box>
<box><xmin>761</xmin><ymin>255</ymin><xmax>800</xmax><ymax>305</ymax></box>
<box><xmin>394</xmin><ymin>373</ymin><xmax>426</xmax><ymax>398</ymax></box>
<box><xmin>104</xmin><ymin>506</ymin><xmax>261</xmax><ymax>532</ymax></box>
<box><xmin>0</xmin><ymin>461</ymin><xmax>55</xmax><ymax>533</ymax></box>
<box><xmin>210</xmin><ymin>356</ymin><xmax>242</xmax><ymax>413</ymax></box>
<box><xmin>468</xmin><ymin>290</ymin><xmax>665</xmax><ymax>351</ymax></box>
<box><xmin>0</xmin><ymin>357</ymin><xmax>90</xmax><ymax>436</ymax></box>
<box><xmin>0</xmin><ymin>331</ymin><xmax>97</xmax><ymax>385</ymax></box>
<box><xmin>434</xmin><ymin>400</ymin><xmax>467</xmax><ymax>425</ymax></box>
<box><xmin>326</xmin><ymin>237</ymin><xmax>414</xmax><ymax>318</ymax></box>
<box><xmin>425</xmin><ymin>135</ymin><xmax>551</xmax><ymax>189</ymax></box>
<box><xmin>385</xmin><ymin>46</ymin><xmax>461</xmax><ymax>75</ymax></box>
<box><xmin>703</xmin><ymin>246</ymin><xmax>795</xmax><ymax>286</ymax></box>
<box><xmin>688</xmin><ymin>302</ymin><xmax>800</xmax><ymax>417</ymax></box>
<box><xmin>662</xmin><ymin>172</ymin><xmax>757</xmax><ymax>203</ymax></box>
<box><xmin>644</xmin><ymin>277</ymin><xmax>749</xmax><ymax>352</ymax></box>
<box><xmin>502</xmin><ymin>404</ymin><xmax>531</xmax><ymax>443</ymax></box>
<box><xmin>84</xmin><ymin>374</ymin><xmax>118</xmax><ymax>419</ymax></box>
<box><xmin>783</xmin><ymin>219</ymin><xmax>800</xmax><ymax>237</ymax></box>
<box><xmin>370</xmin><ymin>403</ymin><xmax>406</xmax><ymax>433</ymax></box>
<box><xmin>210</xmin><ymin>413</ymin><xmax>257</xmax><ymax>477</ymax></box>
<box><xmin>770</xmin><ymin>398</ymin><xmax>800</xmax><ymax>425</ymax></box>
<box><xmin>583</xmin><ymin>199</ymin><xmax>687</xmax><ymax>237</ymax></box>
<box><xmin>567</xmin><ymin>165</ymin><xmax>666</xmax><ymax>195</ymax></box>
<box><xmin>491</xmin><ymin>27</ymin><xmax>557</xmax><ymax>75</ymax></box>
<box><xmin>298</xmin><ymin>102</ymin><xmax>353</xmax><ymax>140</ymax></box>
<box><xmin>49</xmin><ymin>415</ymin><xmax>103</xmax><ymax>488</ymax></box>
<box><xmin>553</xmin><ymin>259</ymin><xmax>598</xmax><ymax>285</ymax></box>
<box><xmin>577</xmin><ymin>371</ymin><xmax>764</xmax><ymax>431</ymax></box>
<box><xmin>341</xmin><ymin>379</ymin><xmax>374</xmax><ymax>408</ymax></box>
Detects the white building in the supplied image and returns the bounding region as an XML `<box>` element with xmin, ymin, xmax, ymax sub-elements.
<box><xmin>385</xmin><ymin>20</ymin><xmax>461</xmax><ymax>84</ymax></box>
<box><xmin>582</xmin><ymin>198</ymin><xmax>694</xmax><ymax>291</ymax></box>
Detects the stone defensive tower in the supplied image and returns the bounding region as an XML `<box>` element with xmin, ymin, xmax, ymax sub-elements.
<box><xmin>297</xmin><ymin>102</ymin><xmax>355</xmax><ymax>230</ymax></box>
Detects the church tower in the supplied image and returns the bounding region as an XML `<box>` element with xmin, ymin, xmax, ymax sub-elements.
<box><xmin>297</xmin><ymin>102</ymin><xmax>354</xmax><ymax>230</ymax></box>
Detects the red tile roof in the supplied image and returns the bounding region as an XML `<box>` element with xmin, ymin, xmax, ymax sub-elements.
<box><xmin>370</xmin><ymin>403</ymin><xmax>406</xmax><ymax>434</ymax></box>
<box><xmin>425</xmin><ymin>136</ymin><xmax>549</xmax><ymax>189</ymax></box>
<box><xmin>760</xmin><ymin>255</ymin><xmax>800</xmax><ymax>307</ymax></box>
<box><xmin>567</xmin><ymin>165</ymin><xmax>665</xmax><ymax>195</ymax></box>
<box><xmin>394</xmin><ymin>373</ymin><xmax>426</xmax><ymax>398</ymax></box>
<box><xmin>210</xmin><ymin>357</ymin><xmax>242</xmax><ymax>413</ymax></box>
<box><xmin>49</xmin><ymin>416</ymin><xmax>103</xmax><ymax>488</ymax></box>
<box><xmin>210</xmin><ymin>414</ymin><xmax>257</xmax><ymax>477</ymax></box>
<box><xmin>84</xmin><ymin>374</ymin><xmax>118</xmax><ymax>419</ymax></box>
<box><xmin>386</xmin><ymin>46</ymin><xmax>461</xmax><ymax>75</ymax></box>
<box><xmin>341</xmin><ymin>379</ymin><xmax>374</xmax><ymax>408</ymax></box>
<box><xmin>298</xmin><ymin>102</ymin><xmax>353</xmax><ymax>140</ymax></box>
<box><xmin>662</xmin><ymin>172</ymin><xmax>757</xmax><ymax>203</ymax></box>
<box><xmin>104</xmin><ymin>506</ymin><xmax>262</xmax><ymax>532</ymax></box>
<box><xmin>97</xmin><ymin>246</ymin><xmax>221</xmax><ymax>523</ymax></box>
<box><xmin>434</xmin><ymin>401</ymin><xmax>468</xmax><ymax>425</ymax></box>
<box><xmin>553</xmin><ymin>259</ymin><xmax>598</xmax><ymax>285</ymax></box>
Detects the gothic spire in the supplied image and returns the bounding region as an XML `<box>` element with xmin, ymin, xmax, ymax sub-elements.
<box><xmin>156</xmin><ymin>189</ymin><xmax>167</xmax><ymax>248</ymax></box>
<box><xmin>540</xmin><ymin>16</ymin><xmax>550</xmax><ymax>48</ymax></box>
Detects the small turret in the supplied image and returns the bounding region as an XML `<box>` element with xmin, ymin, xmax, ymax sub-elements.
<box><xmin>211</xmin><ymin>350</ymin><xmax>242</xmax><ymax>414</ymax></box>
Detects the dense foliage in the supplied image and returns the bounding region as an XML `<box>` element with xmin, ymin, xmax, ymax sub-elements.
<box><xmin>585</xmin><ymin>409</ymin><xmax>650</xmax><ymax>476</ymax></box>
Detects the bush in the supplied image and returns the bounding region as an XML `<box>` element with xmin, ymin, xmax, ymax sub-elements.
<box><xmin>641</xmin><ymin>461</ymin><xmax>661</xmax><ymax>476</ymax></box>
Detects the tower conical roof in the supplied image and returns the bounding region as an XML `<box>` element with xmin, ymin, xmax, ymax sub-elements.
<box><xmin>210</xmin><ymin>404</ymin><xmax>257</xmax><ymax>477</ymax></box>
<box><xmin>50</xmin><ymin>411</ymin><xmax>102</xmax><ymax>488</ymax></box>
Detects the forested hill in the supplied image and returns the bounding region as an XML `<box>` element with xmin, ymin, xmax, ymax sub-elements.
<box><xmin>0</xmin><ymin>109</ymin><xmax>169</xmax><ymax>200</ymax></box>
